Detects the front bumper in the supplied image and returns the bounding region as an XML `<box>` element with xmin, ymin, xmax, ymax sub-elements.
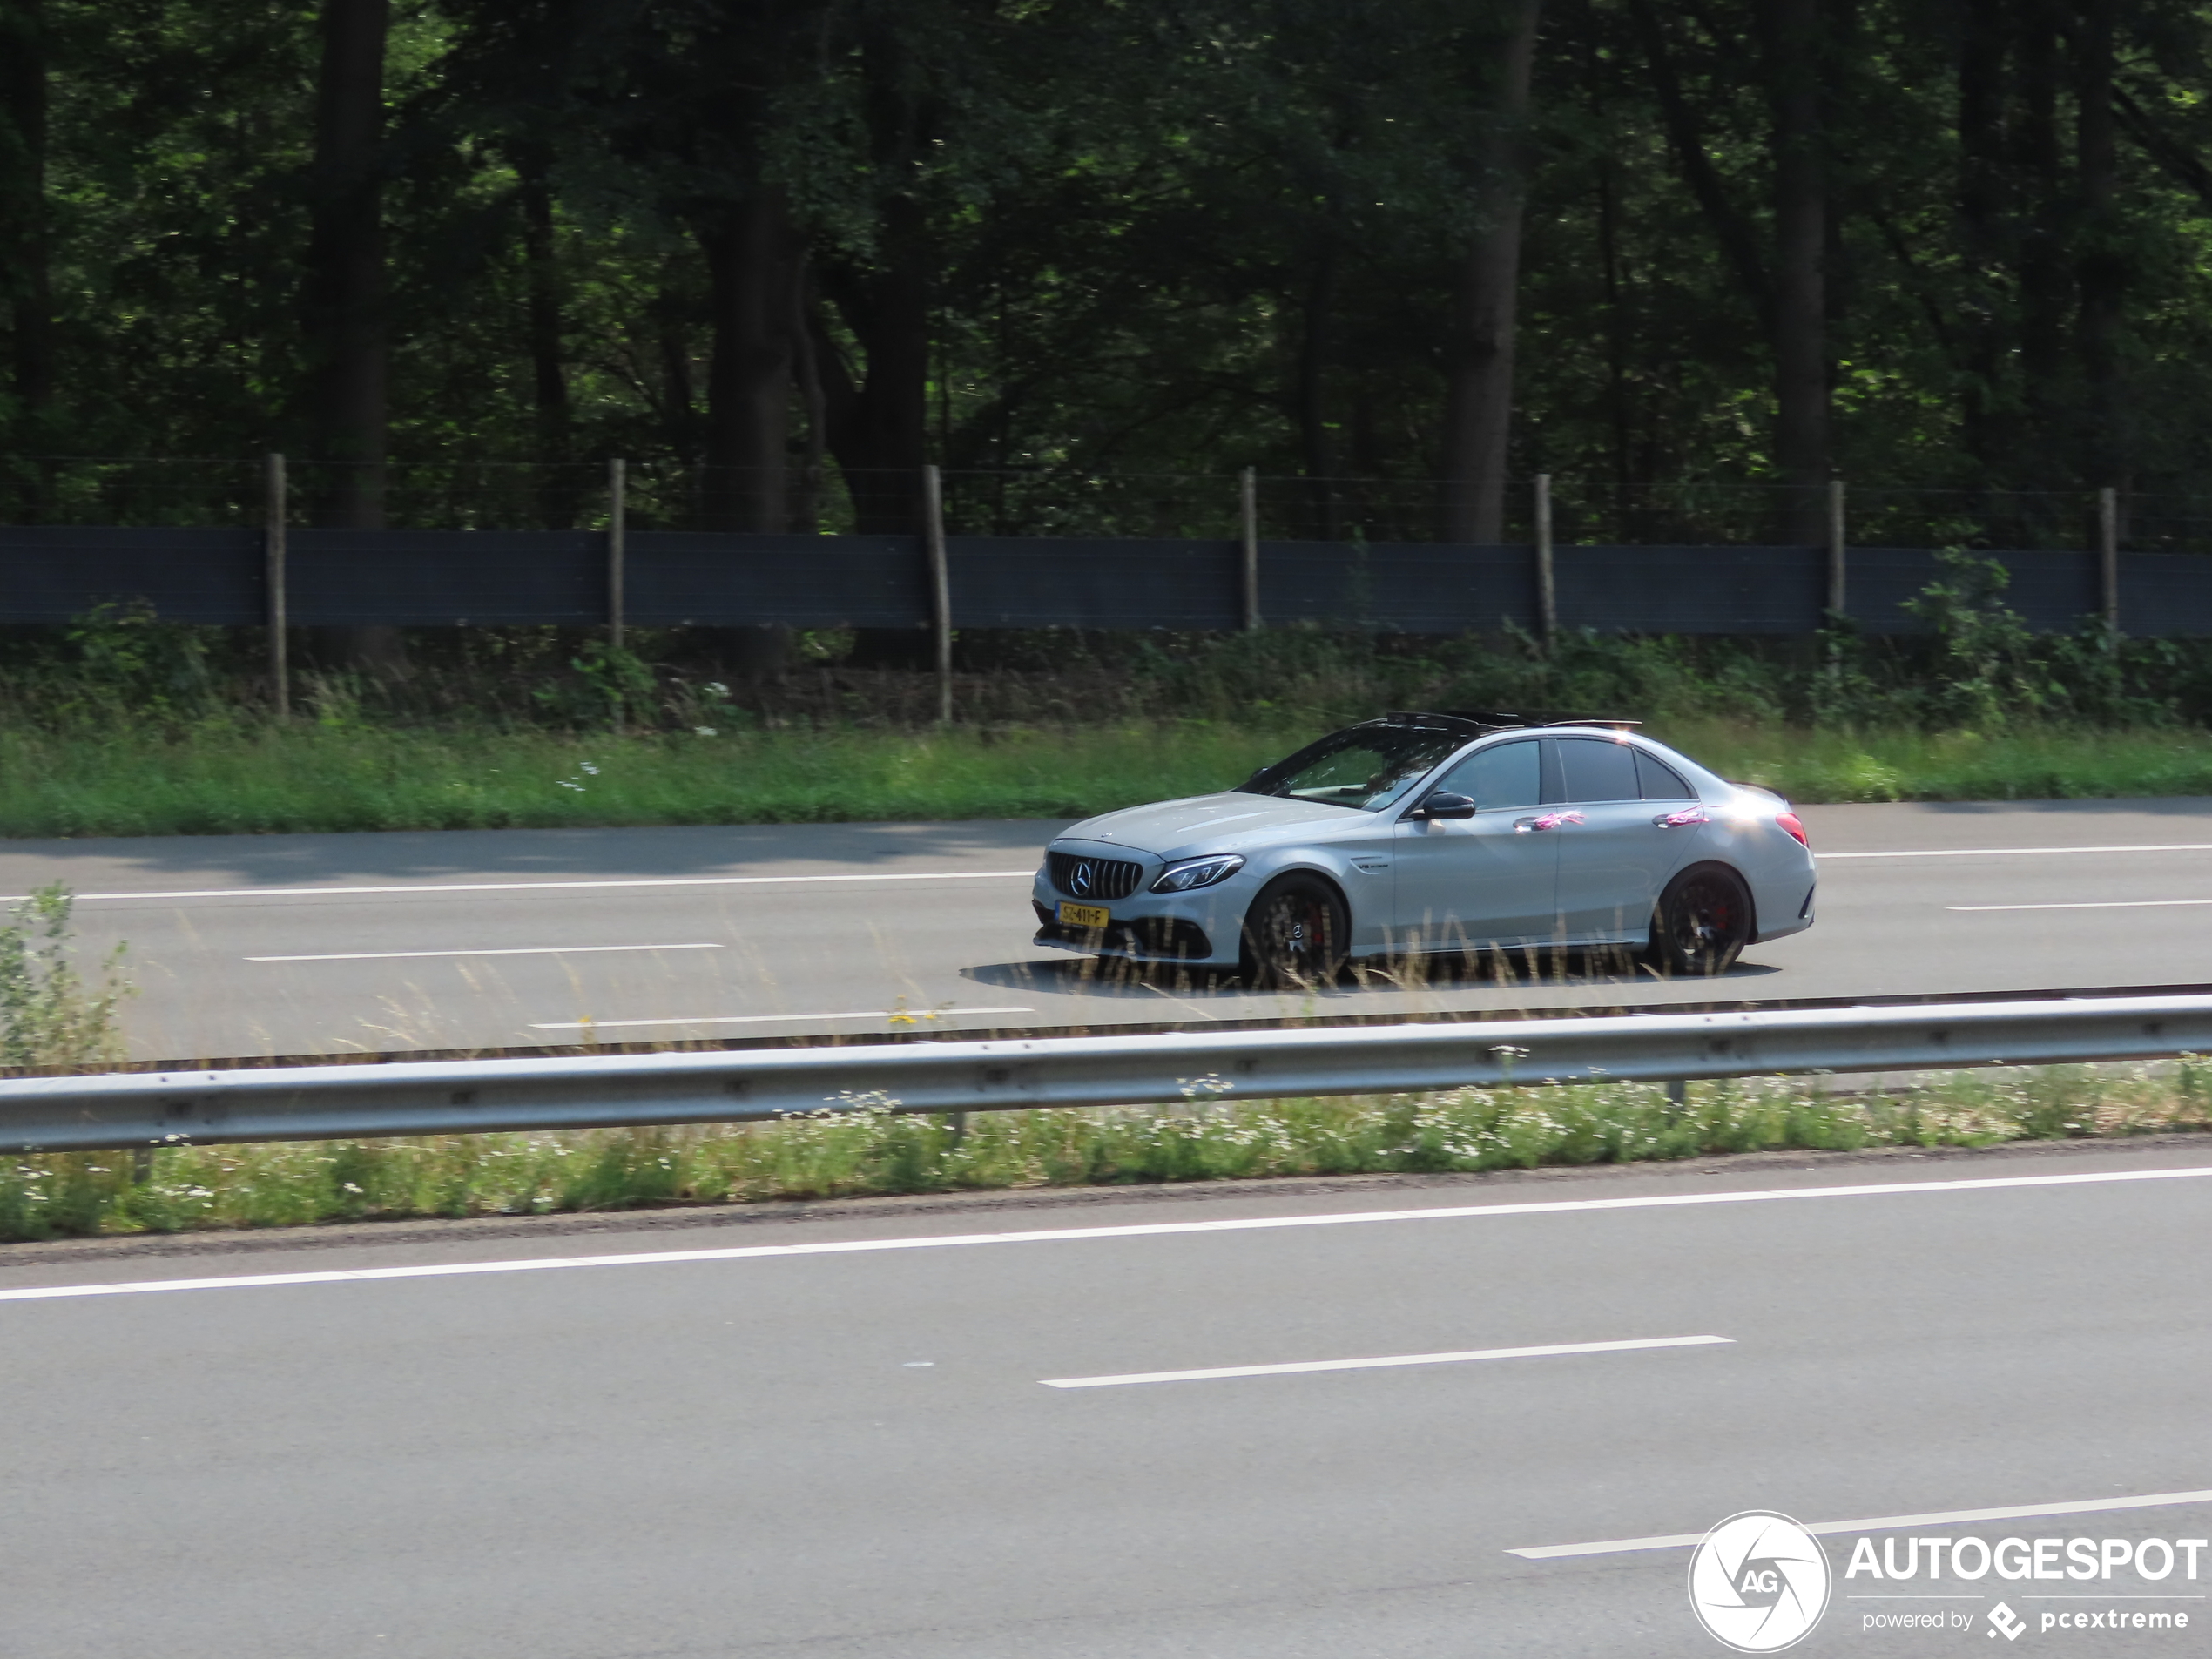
<box><xmin>1029</xmin><ymin>845</ymin><xmax>1248</xmax><ymax>964</ymax></box>
<box><xmin>1032</xmin><ymin>905</ymin><xmax>1216</xmax><ymax>961</ymax></box>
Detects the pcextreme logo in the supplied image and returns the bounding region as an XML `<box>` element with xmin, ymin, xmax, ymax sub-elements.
<box><xmin>1688</xmin><ymin>1511</ymin><xmax>1833</xmax><ymax>1653</ymax></box>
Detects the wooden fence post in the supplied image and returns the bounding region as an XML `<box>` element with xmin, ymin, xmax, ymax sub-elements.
<box><xmin>2098</xmin><ymin>485</ymin><xmax>2120</xmax><ymax>649</ymax></box>
<box><xmin>1826</xmin><ymin>478</ymin><xmax>1846</xmax><ymax>617</ymax></box>
<box><xmin>1239</xmin><ymin>467</ymin><xmax>1261</xmax><ymax>631</ymax></box>
<box><xmin>924</xmin><ymin>463</ymin><xmax>952</xmax><ymax>725</ymax></box>
<box><xmin>265</xmin><ymin>452</ymin><xmax>288</xmax><ymax>720</ymax></box>
<box><xmin>1534</xmin><ymin>473</ymin><xmax>1557</xmax><ymax>646</ymax></box>
<box><xmin>607</xmin><ymin>457</ymin><xmax>627</xmax><ymax>651</ymax></box>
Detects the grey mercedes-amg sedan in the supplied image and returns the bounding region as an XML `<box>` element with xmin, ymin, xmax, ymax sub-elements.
<box><xmin>1030</xmin><ymin>711</ymin><xmax>1816</xmax><ymax>982</ymax></box>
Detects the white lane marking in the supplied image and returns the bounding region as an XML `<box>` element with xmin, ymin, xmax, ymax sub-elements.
<box><xmin>0</xmin><ymin>871</ymin><xmax>1035</xmax><ymax>904</ymax></box>
<box><xmin>1041</xmin><ymin>1333</ymin><xmax>1730</xmax><ymax>1388</ymax></box>
<box><xmin>529</xmin><ymin>1005</ymin><xmax>1035</xmax><ymax>1030</ymax></box>
<box><xmin>249</xmin><ymin>943</ymin><xmax>725</xmax><ymax>962</ymax></box>
<box><xmin>1508</xmin><ymin>1487</ymin><xmax>2212</xmax><ymax>1560</ymax></box>
<box><xmin>1947</xmin><ymin>899</ymin><xmax>2212</xmax><ymax>913</ymax></box>
<box><xmin>1</xmin><ymin>1163</ymin><xmax>2207</xmax><ymax>1306</ymax></box>
<box><xmin>1823</xmin><ymin>842</ymin><xmax>2212</xmax><ymax>860</ymax></box>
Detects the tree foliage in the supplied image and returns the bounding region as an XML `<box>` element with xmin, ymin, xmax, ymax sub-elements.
<box><xmin>4</xmin><ymin>0</ymin><xmax>2211</xmax><ymax>535</ymax></box>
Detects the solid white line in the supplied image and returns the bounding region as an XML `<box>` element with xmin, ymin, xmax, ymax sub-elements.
<box><xmin>1507</xmin><ymin>1488</ymin><xmax>2212</xmax><ymax>1560</ymax></box>
<box><xmin>1947</xmin><ymin>899</ymin><xmax>2212</xmax><ymax>913</ymax></box>
<box><xmin>529</xmin><ymin>1005</ymin><xmax>1035</xmax><ymax>1030</ymax></box>
<box><xmin>248</xmin><ymin>942</ymin><xmax>725</xmax><ymax>962</ymax></box>
<box><xmin>1041</xmin><ymin>1334</ymin><xmax>1730</xmax><ymax>1388</ymax></box>
<box><xmin>1</xmin><ymin>871</ymin><xmax>1035</xmax><ymax>904</ymax></box>
<box><xmin>1823</xmin><ymin>842</ymin><xmax>2212</xmax><ymax>860</ymax></box>
<box><xmin>1</xmin><ymin>1163</ymin><xmax>2207</xmax><ymax>1307</ymax></box>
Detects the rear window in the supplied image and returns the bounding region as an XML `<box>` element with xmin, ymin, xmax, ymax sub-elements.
<box><xmin>1635</xmin><ymin>750</ymin><xmax>1697</xmax><ymax>800</ymax></box>
<box><xmin>1556</xmin><ymin>737</ymin><xmax>1641</xmax><ymax>803</ymax></box>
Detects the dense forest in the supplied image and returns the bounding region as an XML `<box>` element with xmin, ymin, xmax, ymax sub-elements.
<box><xmin>3</xmin><ymin>0</ymin><xmax>2211</xmax><ymax>549</ymax></box>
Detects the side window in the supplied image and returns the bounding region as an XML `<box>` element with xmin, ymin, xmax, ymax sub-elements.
<box><xmin>1437</xmin><ymin>740</ymin><xmax>1541</xmax><ymax>811</ymax></box>
<box><xmin>1635</xmin><ymin>750</ymin><xmax>1697</xmax><ymax>800</ymax></box>
<box><xmin>1557</xmin><ymin>737</ymin><xmax>1641</xmax><ymax>803</ymax></box>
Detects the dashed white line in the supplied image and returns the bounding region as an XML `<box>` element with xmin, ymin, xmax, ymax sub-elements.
<box><xmin>1508</xmin><ymin>1488</ymin><xmax>2212</xmax><ymax>1559</ymax></box>
<box><xmin>1</xmin><ymin>1164</ymin><xmax>2206</xmax><ymax>1306</ymax></box>
<box><xmin>1041</xmin><ymin>1334</ymin><xmax>1730</xmax><ymax>1388</ymax></box>
<box><xmin>247</xmin><ymin>942</ymin><xmax>725</xmax><ymax>962</ymax></box>
<box><xmin>1823</xmin><ymin>842</ymin><xmax>2212</xmax><ymax>860</ymax></box>
<box><xmin>4</xmin><ymin>870</ymin><xmax>1035</xmax><ymax>904</ymax></box>
<box><xmin>1948</xmin><ymin>899</ymin><xmax>2212</xmax><ymax>913</ymax></box>
<box><xmin>530</xmin><ymin>1005</ymin><xmax>1035</xmax><ymax>1030</ymax></box>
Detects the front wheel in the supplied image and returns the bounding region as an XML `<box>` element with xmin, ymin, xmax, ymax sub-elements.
<box><xmin>1649</xmin><ymin>867</ymin><xmax>1752</xmax><ymax>976</ymax></box>
<box><xmin>1239</xmin><ymin>873</ymin><xmax>1350</xmax><ymax>988</ymax></box>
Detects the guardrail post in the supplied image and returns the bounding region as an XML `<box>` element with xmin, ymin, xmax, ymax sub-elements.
<box><xmin>1239</xmin><ymin>467</ymin><xmax>1261</xmax><ymax>631</ymax></box>
<box><xmin>1825</xmin><ymin>478</ymin><xmax>1846</xmax><ymax>617</ymax></box>
<box><xmin>924</xmin><ymin>462</ymin><xmax>952</xmax><ymax>725</ymax></box>
<box><xmin>607</xmin><ymin>457</ymin><xmax>627</xmax><ymax>651</ymax></box>
<box><xmin>2098</xmin><ymin>484</ymin><xmax>2120</xmax><ymax>650</ymax></box>
<box><xmin>265</xmin><ymin>452</ymin><xmax>288</xmax><ymax>720</ymax></box>
<box><xmin>1534</xmin><ymin>472</ymin><xmax>1556</xmax><ymax>646</ymax></box>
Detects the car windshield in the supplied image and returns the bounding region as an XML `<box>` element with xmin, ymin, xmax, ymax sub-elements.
<box><xmin>1238</xmin><ymin>724</ymin><xmax>1467</xmax><ymax>812</ymax></box>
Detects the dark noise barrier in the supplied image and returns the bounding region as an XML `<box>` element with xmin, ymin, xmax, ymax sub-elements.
<box><xmin>3</xmin><ymin>526</ymin><xmax>2208</xmax><ymax>635</ymax></box>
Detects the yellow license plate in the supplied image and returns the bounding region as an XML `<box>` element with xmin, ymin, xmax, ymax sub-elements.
<box><xmin>1058</xmin><ymin>901</ymin><xmax>1110</xmax><ymax>930</ymax></box>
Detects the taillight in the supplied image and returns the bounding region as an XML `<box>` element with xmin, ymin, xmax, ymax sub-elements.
<box><xmin>1776</xmin><ymin>811</ymin><xmax>1808</xmax><ymax>847</ymax></box>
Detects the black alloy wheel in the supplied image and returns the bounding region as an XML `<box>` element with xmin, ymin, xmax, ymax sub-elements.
<box><xmin>1240</xmin><ymin>873</ymin><xmax>1350</xmax><ymax>987</ymax></box>
<box><xmin>1649</xmin><ymin>867</ymin><xmax>1753</xmax><ymax>976</ymax></box>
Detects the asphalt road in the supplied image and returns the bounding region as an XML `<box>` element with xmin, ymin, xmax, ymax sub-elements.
<box><xmin>3</xmin><ymin>797</ymin><xmax>2212</xmax><ymax>1060</ymax></box>
<box><xmin>3</xmin><ymin>1143</ymin><xmax>2208</xmax><ymax>1656</ymax></box>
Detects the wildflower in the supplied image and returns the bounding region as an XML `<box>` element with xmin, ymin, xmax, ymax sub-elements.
<box><xmin>695</xmin><ymin>725</ymin><xmax>718</xmax><ymax>738</ymax></box>
<box><xmin>705</xmin><ymin>681</ymin><xmax>729</xmax><ymax>698</ymax></box>
<box><xmin>580</xmin><ymin>762</ymin><xmax>601</xmax><ymax>776</ymax></box>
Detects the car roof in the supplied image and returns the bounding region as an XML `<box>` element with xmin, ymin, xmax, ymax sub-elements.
<box><xmin>1369</xmin><ymin>710</ymin><xmax>1642</xmax><ymax>736</ymax></box>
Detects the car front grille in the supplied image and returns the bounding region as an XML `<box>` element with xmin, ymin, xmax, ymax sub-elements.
<box><xmin>1047</xmin><ymin>852</ymin><xmax>1144</xmax><ymax>900</ymax></box>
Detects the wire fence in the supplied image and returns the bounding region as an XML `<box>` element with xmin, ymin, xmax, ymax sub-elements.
<box><xmin>7</xmin><ymin>454</ymin><xmax>2211</xmax><ymax>553</ymax></box>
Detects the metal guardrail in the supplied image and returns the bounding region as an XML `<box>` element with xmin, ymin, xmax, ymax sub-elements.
<box><xmin>3</xmin><ymin>992</ymin><xmax>2210</xmax><ymax>1153</ymax></box>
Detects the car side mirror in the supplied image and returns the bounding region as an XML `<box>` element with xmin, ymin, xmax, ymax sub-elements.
<box><xmin>1411</xmin><ymin>792</ymin><xmax>1475</xmax><ymax>820</ymax></box>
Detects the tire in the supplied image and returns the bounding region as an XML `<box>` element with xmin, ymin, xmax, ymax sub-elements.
<box><xmin>1649</xmin><ymin>866</ymin><xmax>1753</xmax><ymax>976</ymax></box>
<box><xmin>1239</xmin><ymin>873</ymin><xmax>1350</xmax><ymax>987</ymax></box>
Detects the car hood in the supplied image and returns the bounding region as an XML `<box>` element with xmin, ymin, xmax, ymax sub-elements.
<box><xmin>1056</xmin><ymin>792</ymin><xmax>1367</xmax><ymax>859</ymax></box>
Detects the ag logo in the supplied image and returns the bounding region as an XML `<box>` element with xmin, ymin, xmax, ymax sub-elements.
<box><xmin>1686</xmin><ymin>1511</ymin><xmax>1831</xmax><ymax>1652</ymax></box>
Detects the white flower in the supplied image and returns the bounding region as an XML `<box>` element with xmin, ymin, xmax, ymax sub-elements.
<box><xmin>705</xmin><ymin>681</ymin><xmax>729</xmax><ymax>697</ymax></box>
<box><xmin>694</xmin><ymin>725</ymin><xmax>718</xmax><ymax>738</ymax></box>
<box><xmin>580</xmin><ymin>762</ymin><xmax>601</xmax><ymax>776</ymax></box>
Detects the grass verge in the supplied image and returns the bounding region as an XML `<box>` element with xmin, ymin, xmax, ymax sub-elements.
<box><xmin>5</xmin><ymin>1062</ymin><xmax>2206</xmax><ymax>1244</ymax></box>
<box><xmin>5</xmin><ymin>718</ymin><xmax>2212</xmax><ymax>840</ymax></box>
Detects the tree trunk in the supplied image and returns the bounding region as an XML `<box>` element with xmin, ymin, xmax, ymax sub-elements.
<box><xmin>698</xmin><ymin>186</ymin><xmax>802</xmax><ymax>685</ymax></box>
<box><xmin>829</xmin><ymin>191</ymin><xmax>931</xmax><ymax>536</ymax></box>
<box><xmin>2074</xmin><ymin>0</ymin><xmax>2123</xmax><ymax>490</ymax></box>
<box><xmin>300</xmin><ymin>0</ymin><xmax>403</xmax><ymax>675</ymax></box>
<box><xmin>516</xmin><ymin>145</ymin><xmax>573</xmax><ymax>528</ymax></box>
<box><xmin>1757</xmin><ymin>0</ymin><xmax>1828</xmax><ymax>545</ymax></box>
<box><xmin>1440</xmin><ymin>0</ymin><xmax>1541</xmax><ymax>545</ymax></box>
<box><xmin>0</xmin><ymin>0</ymin><xmax>52</xmax><ymax>516</ymax></box>
<box><xmin>1955</xmin><ymin>0</ymin><xmax>2008</xmax><ymax>471</ymax></box>
<box><xmin>700</xmin><ymin>187</ymin><xmax>800</xmax><ymax>534</ymax></box>
<box><xmin>1297</xmin><ymin>242</ymin><xmax>1338</xmax><ymax>541</ymax></box>
<box><xmin>2015</xmin><ymin>0</ymin><xmax>2067</xmax><ymax>490</ymax></box>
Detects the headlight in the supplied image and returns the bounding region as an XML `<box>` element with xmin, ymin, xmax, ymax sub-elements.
<box><xmin>1150</xmin><ymin>855</ymin><xmax>1245</xmax><ymax>893</ymax></box>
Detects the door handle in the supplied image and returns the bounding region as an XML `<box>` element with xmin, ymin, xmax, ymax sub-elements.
<box><xmin>1514</xmin><ymin>810</ymin><xmax>1585</xmax><ymax>833</ymax></box>
<box><xmin>1652</xmin><ymin>807</ymin><xmax>1707</xmax><ymax>828</ymax></box>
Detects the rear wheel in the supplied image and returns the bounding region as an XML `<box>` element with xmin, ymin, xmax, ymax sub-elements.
<box><xmin>1649</xmin><ymin>867</ymin><xmax>1752</xmax><ymax>976</ymax></box>
<box><xmin>1239</xmin><ymin>873</ymin><xmax>1349</xmax><ymax>987</ymax></box>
